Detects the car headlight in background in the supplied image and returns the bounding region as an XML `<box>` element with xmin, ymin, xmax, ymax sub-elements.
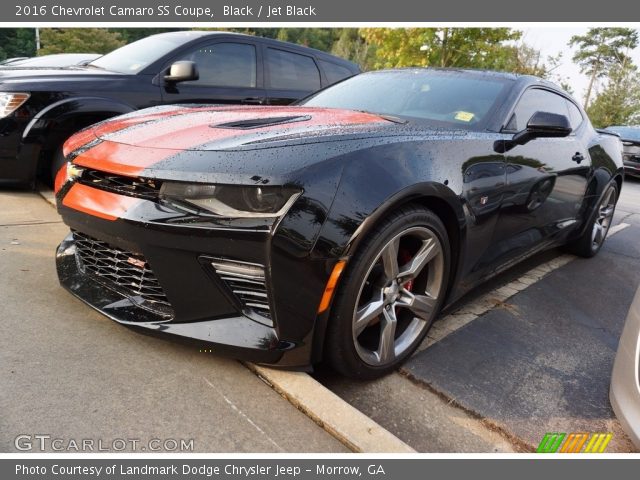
<box><xmin>159</xmin><ymin>182</ymin><xmax>302</xmax><ymax>218</ymax></box>
<box><xmin>0</xmin><ymin>92</ymin><xmax>30</xmax><ymax>118</ymax></box>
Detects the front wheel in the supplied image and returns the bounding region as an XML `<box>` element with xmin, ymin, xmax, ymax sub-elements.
<box><xmin>564</xmin><ymin>182</ymin><xmax>618</xmax><ymax>258</ymax></box>
<box><xmin>326</xmin><ymin>205</ymin><xmax>450</xmax><ymax>379</ymax></box>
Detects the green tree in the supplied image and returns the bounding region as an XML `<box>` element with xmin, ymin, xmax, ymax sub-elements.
<box><xmin>498</xmin><ymin>42</ymin><xmax>547</xmax><ymax>76</ymax></box>
<box><xmin>359</xmin><ymin>28</ymin><xmax>521</xmax><ymax>70</ymax></box>
<box><xmin>38</xmin><ymin>29</ymin><xmax>125</xmax><ymax>55</ymax></box>
<box><xmin>587</xmin><ymin>60</ymin><xmax>640</xmax><ymax>127</ymax></box>
<box><xmin>274</xmin><ymin>28</ymin><xmax>338</xmax><ymax>52</ymax></box>
<box><xmin>331</xmin><ymin>29</ymin><xmax>372</xmax><ymax>69</ymax></box>
<box><xmin>570</xmin><ymin>28</ymin><xmax>639</xmax><ymax>109</ymax></box>
<box><xmin>0</xmin><ymin>29</ymin><xmax>37</xmax><ymax>60</ymax></box>
<box><xmin>109</xmin><ymin>28</ymin><xmax>180</xmax><ymax>43</ymax></box>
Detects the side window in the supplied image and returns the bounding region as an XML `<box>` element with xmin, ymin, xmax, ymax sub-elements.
<box><xmin>506</xmin><ymin>88</ymin><xmax>570</xmax><ymax>131</ymax></box>
<box><xmin>319</xmin><ymin>60</ymin><xmax>353</xmax><ymax>85</ymax></box>
<box><xmin>266</xmin><ymin>48</ymin><xmax>320</xmax><ymax>91</ymax></box>
<box><xmin>178</xmin><ymin>42</ymin><xmax>257</xmax><ymax>88</ymax></box>
<box><xmin>565</xmin><ymin>99</ymin><xmax>584</xmax><ymax>130</ymax></box>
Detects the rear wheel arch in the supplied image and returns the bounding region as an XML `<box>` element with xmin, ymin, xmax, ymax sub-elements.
<box><xmin>613</xmin><ymin>173</ymin><xmax>623</xmax><ymax>198</ymax></box>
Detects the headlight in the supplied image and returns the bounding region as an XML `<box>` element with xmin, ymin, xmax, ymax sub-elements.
<box><xmin>0</xmin><ymin>92</ymin><xmax>30</xmax><ymax>118</ymax></box>
<box><xmin>159</xmin><ymin>182</ymin><xmax>302</xmax><ymax>218</ymax></box>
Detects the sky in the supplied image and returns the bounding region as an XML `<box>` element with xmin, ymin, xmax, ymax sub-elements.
<box><xmin>522</xmin><ymin>27</ymin><xmax>640</xmax><ymax>105</ymax></box>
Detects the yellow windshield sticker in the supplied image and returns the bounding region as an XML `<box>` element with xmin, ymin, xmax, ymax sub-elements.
<box><xmin>455</xmin><ymin>111</ymin><xmax>475</xmax><ymax>122</ymax></box>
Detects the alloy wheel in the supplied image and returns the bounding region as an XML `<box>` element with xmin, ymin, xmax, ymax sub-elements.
<box><xmin>352</xmin><ymin>226</ymin><xmax>444</xmax><ymax>366</ymax></box>
<box><xmin>591</xmin><ymin>186</ymin><xmax>616</xmax><ymax>250</ymax></box>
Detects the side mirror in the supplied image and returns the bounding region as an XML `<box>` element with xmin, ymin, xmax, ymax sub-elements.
<box><xmin>512</xmin><ymin>111</ymin><xmax>572</xmax><ymax>146</ymax></box>
<box><xmin>164</xmin><ymin>61</ymin><xmax>198</xmax><ymax>83</ymax></box>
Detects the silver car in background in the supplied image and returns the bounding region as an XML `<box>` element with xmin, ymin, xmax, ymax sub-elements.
<box><xmin>611</xmin><ymin>286</ymin><xmax>640</xmax><ymax>449</ymax></box>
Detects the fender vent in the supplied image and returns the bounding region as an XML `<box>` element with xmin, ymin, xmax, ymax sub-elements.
<box><xmin>211</xmin><ymin>115</ymin><xmax>311</xmax><ymax>130</ymax></box>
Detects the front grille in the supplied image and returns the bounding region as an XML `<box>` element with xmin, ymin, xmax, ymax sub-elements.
<box><xmin>72</xmin><ymin>231</ymin><xmax>173</xmax><ymax>319</ymax></box>
<box><xmin>79</xmin><ymin>170</ymin><xmax>161</xmax><ymax>200</ymax></box>
<box><xmin>210</xmin><ymin>258</ymin><xmax>272</xmax><ymax>326</ymax></box>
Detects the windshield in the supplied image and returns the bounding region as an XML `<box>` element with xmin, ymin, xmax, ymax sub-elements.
<box><xmin>606</xmin><ymin>126</ymin><xmax>640</xmax><ymax>142</ymax></box>
<box><xmin>302</xmin><ymin>70</ymin><xmax>511</xmax><ymax>129</ymax></box>
<box><xmin>88</xmin><ymin>35</ymin><xmax>186</xmax><ymax>74</ymax></box>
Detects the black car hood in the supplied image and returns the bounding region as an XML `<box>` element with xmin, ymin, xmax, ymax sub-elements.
<box><xmin>65</xmin><ymin>104</ymin><xmax>472</xmax><ymax>183</ymax></box>
<box><xmin>86</xmin><ymin>104</ymin><xmax>397</xmax><ymax>151</ymax></box>
<box><xmin>0</xmin><ymin>66</ymin><xmax>123</xmax><ymax>85</ymax></box>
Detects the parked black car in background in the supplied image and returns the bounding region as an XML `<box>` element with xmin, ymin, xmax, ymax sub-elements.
<box><xmin>55</xmin><ymin>69</ymin><xmax>623</xmax><ymax>378</ymax></box>
<box><xmin>604</xmin><ymin>126</ymin><xmax>640</xmax><ymax>177</ymax></box>
<box><xmin>0</xmin><ymin>30</ymin><xmax>359</xmax><ymax>187</ymax></box>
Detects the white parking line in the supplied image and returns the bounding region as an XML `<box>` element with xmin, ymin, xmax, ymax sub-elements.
<box><xmin>418</xmin><ymin>222</ymin><xmax>631</xmax><ymax>351</ymax></box>
<box><xmin>203</xmin><ymin>377</ymin><xmax>284</xmax><ymax>452</ymax></box>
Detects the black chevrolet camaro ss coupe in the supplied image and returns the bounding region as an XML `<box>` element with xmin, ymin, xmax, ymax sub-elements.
<box><xmin>54</xmin><ymin>69</ymin><xmax>623</xmax><ymax>378</ymax></box>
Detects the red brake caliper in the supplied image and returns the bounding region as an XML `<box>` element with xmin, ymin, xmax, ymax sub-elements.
<box><xmin>399</xmin><ymin>249</ymin><xmax>414</xmax><ymax>292</ymax></box>
<box><xmin>395</xmin><ymin>249</ymin><xmax>414</xmax><ymax>317</ymax></box>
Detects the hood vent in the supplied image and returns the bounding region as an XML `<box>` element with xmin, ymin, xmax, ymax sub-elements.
<box><xmin>211</xmin><ymin>115</ymin><xmax>311</xmax><ymax>130</ymax></box>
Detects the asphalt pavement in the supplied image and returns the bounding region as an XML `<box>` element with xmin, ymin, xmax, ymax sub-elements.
<box><xmin>0</xmin><ymin>190</ymin><xmax>346</xmax><ymax>453</ymax></box>
<box><xmin>319</xmin><ymin>178</ymin><xmax>640</xmax><ymax>453</ymax></box>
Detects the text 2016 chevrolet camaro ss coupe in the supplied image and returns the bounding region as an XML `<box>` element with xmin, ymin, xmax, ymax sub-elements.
<box><xmin>54</xmin><ymin>69</ymin><xmax>623</xmax><ymax>379</ymax></box>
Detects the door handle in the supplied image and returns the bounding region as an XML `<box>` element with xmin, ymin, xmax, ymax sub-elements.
<box><xmin>572</xmin><ymin>152</ymin><xmax>585</xmax><ymax>164</ymax></box>
<box><xmin>241</xmin><ymin>97</ymin><xmax>264</xmax><ymax>105</ymax></box>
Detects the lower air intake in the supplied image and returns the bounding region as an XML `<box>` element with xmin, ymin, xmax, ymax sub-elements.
<box><xmin>72</xmin><ymin>231</ymin><xmax>173</xmax><ymax>319</ymax></box>
<box><xmin>210</xmin><ymin>258</ymin><xmax>272</xmax><ymax>326</ymax></box>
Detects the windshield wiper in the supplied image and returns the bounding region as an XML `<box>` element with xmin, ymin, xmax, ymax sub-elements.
<box><xmin>377</xmin><ymin>114</ymin><xmax>408</xmax><ymax>124</ymax></box>
<box><xmin>352</xmin><ymin>109</ymin><xmax>407</xmax><ymax>124</ymax></box>
<box><xmin>83</xmin><ymin>63</ymin><xmax>105</xmax><ymax>70</ymax></box>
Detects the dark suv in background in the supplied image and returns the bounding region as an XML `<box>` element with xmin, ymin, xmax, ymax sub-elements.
<box><xmin>0</xmin><ymin>30</ymin><xmax>359</xmax><ymax>186</ymax></box>
<box><xmin>604</xmin><ymin>126</ymin><xmax>640</xmax><ymax>177</ymax></box>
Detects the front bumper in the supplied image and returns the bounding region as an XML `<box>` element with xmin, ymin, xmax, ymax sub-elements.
<box><xmin>610</xmin><ymin>286</ymin><xmax>640</xmax><ymax>449</ymax></box>
<box><xmin>623</xmin><ymin>161</ymin><xmax>640</xmax><ymax>177</ymax></box>
<box><xmin>57</xmin><ymin>233</ymin><xmax>289</xmax><ymax>364</ymax></box>
<box><xmin>55</xmin><ymin>182</ymin><xmax>337</xmax><ymax>369</ymax></box>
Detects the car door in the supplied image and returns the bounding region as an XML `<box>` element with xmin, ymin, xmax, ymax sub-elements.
<box><xmin>493</xmin><ymin>87</ymin><xmax>591</xmax><ymax>265</ymax></box>
<box><xmin>263</xmin><ymin>47</ymin><xmax>322</xmax><ymax>105</ymax></box>
<box><xmin>160</xmin><ymin>40</ymin><xmax>267</xmax><ymax>105</ymax></box>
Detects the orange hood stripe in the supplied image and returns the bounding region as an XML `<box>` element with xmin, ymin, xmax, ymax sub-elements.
<box><xmin>62</xmin><ymin>106</ymin><xmax>219</xmax><ymax>157</ymax></box>
<box><xmin>72</xmin><ymin>141</ymin><xmax>182</xmax><ymax>177</ymax></box>
<box><xmin>62</xmin><ymin>183</ymin><xmax>140</xmax><ymax>221</ymax></box>
<box><xmin>66</xmin><ymin>106</ymin><xmax>387</xmax><ymax>178</ymax></box>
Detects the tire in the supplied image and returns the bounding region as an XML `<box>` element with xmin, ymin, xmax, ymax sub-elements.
<box><xmin>564</xmin><ymin>182</ymin><xmax>618</xmax><ymax>258</ymax></box>
<box><xmin>325</xmin><ymin>205</ymin><xmax>451</xmax><ymax>379</ymax></box>
<box><xmin>49</xmin><ymin>146</ymin><xmax>67</xmax><ymax>187</ymax></box>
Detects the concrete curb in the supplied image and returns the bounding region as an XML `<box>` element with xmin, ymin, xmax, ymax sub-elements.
<box><xmin>247</xmin><ymin>364</ymin><xmax>416</xmax><ymax>453</ymax></box>
<box><xmin>37</xmin><ymin>184</ymin><xmax>56</xmax><ymax>208</ymax></box>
